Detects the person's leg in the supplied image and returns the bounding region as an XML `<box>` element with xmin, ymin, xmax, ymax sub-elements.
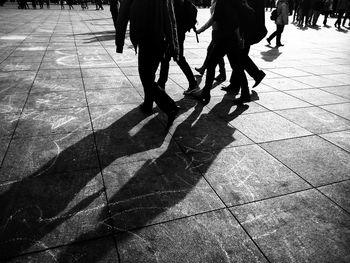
<box><xmin>335</xmin><ymin>10</ymin><xmax>345</xmax><ymax>27</ymax></box>
<box><xmin>243</xmin><ymin>45</ymin><xmax>265</xmax><ymax>88</ymax></box>
<box><xmin>276</xmin><ymin>25</ymin><xmax>285</xmax><ymax>46</ymax></box>
<box><xmin>157</xmin><ymin>50</ymin><xmax>171</xmax><ymax>90</ymax></box>
<box><xmin>267</xmin><ymin>25</ymin><xmax>278</xmax><ymax>44</ymax></box>
<box><xmin>176</xmin><ymin>35</ymin><xmax>197</xmax><ymax>90</ymax></box>
<box><xmin>195</xmin><ymin>33</ymin><xmax>215</xmax><ymax>75</ymax></box>
<box><xmin>138</xmin><ymin>42</ymin><xmax>178</xmax><ymax>126</ymax></box>
<box><xmin>312</xmin><ymin>11</ymin><xmax>320</xmax><ymax>25</ymax></box>
<box><xmin>228</xmin><ymin>47</ymin><xmax>249</xmax><ymax>102</ymax></box>
<box><xmin>323</xmin><ymin>11</ymin><xmax>329</xmax><ymax>25</ymax></box>
<box><xmin>198</xmin><ymin>41</ymin><xmax>226</xmax><ymax>103</ymax></box>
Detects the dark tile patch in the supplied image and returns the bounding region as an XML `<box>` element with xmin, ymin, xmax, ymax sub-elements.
<box><xmin>85</xmin><ymin>88</ymin><xmax>142</xmax><ymax>106</ymax></box>
<box><xmin>320</xmin><ymin>130</ymin><xmax>350</xmax><ymax>152</ymax></box>
<box><xmin>15</xmin><ymin>107</ymin><xmax>92</xmax><ymax>137</ymax></box>
<box><xmin>117</xmin><ymin>209</ymin><xmax>268</xmax><ymax>263</ymax></box>
<box><xmin>193</xmin><ymin>145</ymin><xmax>310</xmax><ymax>206</ymax></box>
<box><xmin>318</xmin><ymin>180</ymin><xmax>350</xmax><ymax>213</ymax></box>
<box><xmin>25</xmin><ymin>90</ymin><xmax>87</xmax><ymax>110</ymax></box>
<box><xmin>276</xmin><ymin>107</ymin><xmax>350</xmax><ymax>134</ymax></box>
<box><xmin>5</xmin><ymin>236</ymin><xmax>119</xmax><ymax>263</ymax></box>
<box><xmin>0</xmin><ymin>169</ymin><xmax>111</xmax><ymax>259</ymax></box>
<box><xmin>231</xmin><ymin>190</ymin><xmax>350</xmax><ymax>263</ymax></box>
<box><xmin>260</xmin><ymin>136</ymin><xmax>350</xmax><ymax>186</ymax></box>
<box><xmin>0</xmin><ymin>131</ymin><xmax>99</xmax><ymax>183</ymax></box>
<box><xmin>31</xmin><ymin>78</ymin><xmax>84</xmax><ymax>93</ymax></box>
<box><xmin>0</xmin><ymin>111</ymin><xmax>20</xmax><ymax>137</ymax></box>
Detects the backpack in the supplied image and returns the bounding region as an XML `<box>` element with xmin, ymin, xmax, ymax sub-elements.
<box><xmin>183</xmin><ymin>0</ymin><xmax>198</xmax><ymax>32</ymax></box>
<box><xmin>240</xmin><ymin>2</ymin><xmax>268</xmax><ymax>45</ymax></box>
<box><xmin>270</xmin><ymin>9</ymin><xmax>278</xmax><ymax>20</ymax></box>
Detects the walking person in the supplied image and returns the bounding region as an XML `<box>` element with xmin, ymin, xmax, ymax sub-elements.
<box><xmin>110</xmin><ymin>0</ymin><xmax>120</xmax><ymax>30</ymax></box>
<box><xmin>194</xmin><ymin>0</ymin><xmax>227</xmax><ymax>83</ymax></box>
<box><xmin>96</xmin><ymin>0</ymin><xmax>103</xmax><ymax>10</ymax></box>
<box><xmin>157</xmin><ymin>0</ymin><xmax>200</xmax><ymax>95</ymax></box>
<box><xmin>334</xmin><ymin>0</ymin><xmax>350</xmax><ymax>28</ymax></box>
<box><xmin>67</xmin><ymin>0</ymin><xmax>74</xmax><ymax>9</ymax></box>
<box><xmin>298</xmin><ymin>0</ymin><xmax>312</xmax><ymax>26</ymax></box>
<box><xmin>267</xmin><ymin>0</ymin><xmax>289</xmax><ymax>47</ymax></box>
<box><xmin>323</xmin><ymin>0</ymin><xmax>334</xmax><ymax>25</ymax></box>
<box><xmin>115</xmin><ymin>0</ymin><xmax>180</xmax><ymax>128</ymax></box>
<box><xmin>223</xmin><ymin>0</ymin><xmax>266</xmax><ymax>93</ymax></box>
<box><xmin>342</xmin><ymin>4</ymin><xmax>350</xmax><ymax>26</ymax></box>
<box><xmin>311</xmin><ymin>0</ymin><xmax>325</xmax><ymax>26</ymax></box>
<box><xmin>193</xmin><ymin>0</ymin><xmax>249</xmax><ymax>104</ymax></box>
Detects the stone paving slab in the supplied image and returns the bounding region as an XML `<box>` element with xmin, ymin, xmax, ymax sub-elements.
<box><xmin>0</xmin><ymin>3</ymin><xmax>350</xmax><ymax>263</ymax></box>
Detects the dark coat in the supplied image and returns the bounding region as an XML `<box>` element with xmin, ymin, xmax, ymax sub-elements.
<box><xmin>115</xmin><ymin>0</ymin><xmax>179</xmax><ymax>57</ymax></box>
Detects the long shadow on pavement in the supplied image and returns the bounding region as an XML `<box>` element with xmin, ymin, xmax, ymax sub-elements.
<box><xmin>56</xmin><ymin>94</ymin><xmax>248</xmax><ymax>261</ymax></box>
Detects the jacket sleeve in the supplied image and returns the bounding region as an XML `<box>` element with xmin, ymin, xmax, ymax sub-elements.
<box><xmin>281</xmin><ymin>3</ymin><xmax>289</xmax><ymax>24</ymax></box>
<box><xmin>115</xmin><ymin>0</ymin><xmax>132</xmax><ymax>53</ymax></box>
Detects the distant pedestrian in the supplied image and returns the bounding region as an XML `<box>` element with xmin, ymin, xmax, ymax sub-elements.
<box><xmin>311</xmin><ymin>0</ymin><xmax>325</xmax><ymax>26</ymax></box>
<box><xmin>267</xmin><ymin>0</ymin><xmax>289</xmax><ymax>46</ymax></box>
<box><xmin>298</xmin><ymin>0</ymin><xmax>312</xmax><ymax>26</ymax></box>
<box><xmin>343</xmin><ymin>4</ymin><xmax>350</xmax><ymax>26</ymax></box>
<box><xmin>335</xmin><ymin>0</ymin><xmax>350</xmax><ymax>28</ymax></box>
<box><xmin>60</xmin><ymin>0</ymin><xmax>64</xmax><ymax>9</ymax></box>
<box><xmin>323</xmin><ymin>0</ymin><xmax>334</xmax><ymax>25</ymax></box>
<box><xmin>67</xmin><ymin>0</ymin><xmax>74</xmax><ymax>9</ymax></box>
<box><xmin>96</xmin><ymin>0</ymin><xmax>103</xmax><ymax>10</ymax></box>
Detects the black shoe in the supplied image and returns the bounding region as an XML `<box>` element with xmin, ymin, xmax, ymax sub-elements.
<box><xmin>276</xmin><ymin>43</ymin><xmax>284</xmax><ymax>47</ymax></box>
<box><xmin>234</xmin><ymin>95</ymin><xmax>251</xmax><ymax>104</ymax></box>
<box><xmin>166</xmin><ymin>106</ymin><xmax>180</xmax><ymax>128</ymax></box>
<box><xmin>194</xmin><ymin>67</ymin><xmax>205</xmax><ymax>75</ymax></box>
<box><xmin>214</xmin><ymin>74</ymin><xmax>226</xmax><ymax>82</ymax></box>
<box><xmin>139</xmin><ymin>103</ymin><xmax>153</xmax><ymax>115</ymax></box>
<box><xmin>221</xmin><ymin>84</ymin><xmax>240</xmax><ymax>95</ymax></box>
<box><xmin>197</xmin><ymin>90</ymin><xmax>211</xmax><ymax>105</ymax></box>
<box><xmin>253</xmin><ymin>70</ymin><xmax>266</xmax><ymax>88</ymax></box>
<box><xmin>266</xmin><ymin>38</ymin><xmax>271</xmax><ymax>45</ymax></box>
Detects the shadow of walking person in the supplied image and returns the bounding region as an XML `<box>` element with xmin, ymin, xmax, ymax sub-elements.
<box><xmin>261</xmin><ymin>46</ymin><xmax>282</xmax><ymax>62</ymax></box>
<box><xmin>0</xmin><ymin>99</ymin><xmax>194</xmax><ymax>261</ymax></box>
<box><xmin>56</xmin><ymin>94</ymin><xmax>249</xmax><ymax>262</ymax></box>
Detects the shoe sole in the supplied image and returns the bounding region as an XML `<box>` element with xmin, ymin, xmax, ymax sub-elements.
<box><xmin>183</xmin><ymin>88</ymin><xmax>201</xmax><ymax>95</ymax></box>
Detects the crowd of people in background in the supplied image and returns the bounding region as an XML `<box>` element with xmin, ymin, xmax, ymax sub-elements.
<box><xmin>15</xmin><ymin>0</ymin><xmax>105</xmax><ymax>9</ymax></box>
<box><xmin>4</xmin><ymin>0</ymin><xmax>350</xmax><ymax>128</ymax></box>
<box><xmin>268</xmin><ymin>0</ymin><xmax>350</xmax><ymax>28</ymax></box>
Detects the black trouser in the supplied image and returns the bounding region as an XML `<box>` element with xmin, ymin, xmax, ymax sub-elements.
<box><xmin>267</xmin><ymin>24</ymin><xmax>284</xmax><ymax>45</ymax></box>
<box><xmin>203</xmin><ymin>38</ymin><xmax>248</xmax><ymax>96</ymax></box>
<box><xmin>335</xmin><ymin>9</ymin><xmax>345</xmax><ymax>27</ymax></box>
<box><xmin>158</xmin><ymin>33</ymin><xmax>196</xmax><ymax>88</ymax></box>
<box><xmin>202</xmin><ymin>30</ymin><xmax>225</xmax><ymax>75</ymax></box>
<box><xmin>138</xmin><ymin>42</ymin><xmax>177</xmax><ymax>115</ymax></box>
<box><xmin>229</xmin><ymin>45</ymin><xmax>260</xmax><ymax>86</ymax></box>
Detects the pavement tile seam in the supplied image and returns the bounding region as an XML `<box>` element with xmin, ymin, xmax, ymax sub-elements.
<box><xmin>1</xmin><ymin>6</ymin><xmax>350</xmax><ymax>262</ymax></box>
<box><xmin>259</xmin><ymin>135</ymin><xmax>350</xmax><ymax>186</ymax></box>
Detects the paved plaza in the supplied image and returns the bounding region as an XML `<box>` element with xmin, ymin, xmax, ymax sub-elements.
<box><xmin>0</xmin><ymin>3</ymin><xmax>350</xmax><ymax>262</ymax></box>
